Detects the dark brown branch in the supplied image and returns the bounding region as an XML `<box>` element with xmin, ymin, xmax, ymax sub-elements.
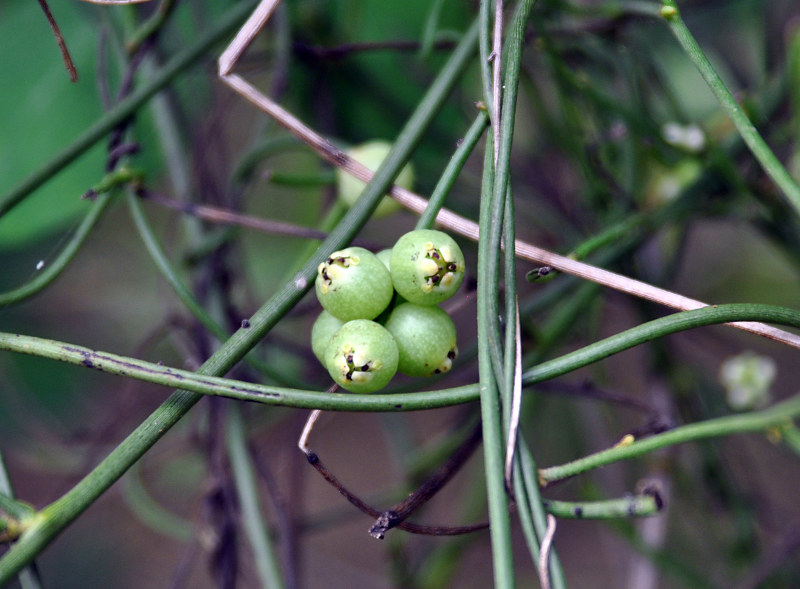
<box><xmin>302</xmin><ymin>424</ymin><xmax>489</xmax><ymax>539</ymax></box>
<box><xmin>37</xmin><ymin>0</ymin><xmax>78</xmax><ymax>82</ymax></box>
<box><xmin>368</xmin><ymin>424</ymin><xmax>483</xmax><ymax>539</ymax></box>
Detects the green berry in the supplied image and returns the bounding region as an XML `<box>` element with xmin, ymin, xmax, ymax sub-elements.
<box><xmin>324</xmin><ymin>320</ymin><xmax>399</xmax><ymax>393</ymax></box>
<box><xmin>315</xmin><ymin>247</ymin><xmax>393</xmax><ymax>321</ymax></box>
<box><xmin>384</xmin><ymin>303</ymin><xmax>458</xmax><ymax>377</ymax></box>
<box><xmin>311</xmin><ymin>310</ymin><xmax>344</xmax><ymax>363</ymax></box>
<box><xmin>336</xmin><ymin>140</ymin><xmax>415</xmax><ymax>217</ymax></box>
<box><xmin>375</xmin><ymin>248</ymin><xmax>392</xmax><ymax>270</ymax></box>
<box><xmin>390</xmin><ymin>229</ymin><xmax>465</xmax><ymax>305</ymax></box>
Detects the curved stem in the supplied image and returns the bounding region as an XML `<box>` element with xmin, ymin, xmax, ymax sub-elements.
<box><xmin>0</xmin><ymin>304</ymin><xmax>799</xmax><ymax>413</ymax></box>
<box><xmin>541</xmin><ymin>494</ymin><xmax>662</xmax><ymax>519</ymax></box>
<box><xmin>227</xmin><ymin>406</ymin><xmax>286</xmax><ymax>589</ymax></box>
<box><xmin>415</xmin><ymin>111</ymin><xmax>489</xmax><ymax>230</ymax></box>
<box><xmin>539</xmin><ymin>394</ymin><xmax>800</xmax><ymax>486</ymax></box>
<box><xmin>660</xmin><ymin>0</ymin><xmax>800</xmax><ymax>217</ymax></box>
<box><xmin>0</xmin><ymin>194</ymin><xmax>112</xmax><ymax>307</ymax></box>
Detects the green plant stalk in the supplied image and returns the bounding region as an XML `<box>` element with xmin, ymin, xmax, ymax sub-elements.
<box><xmin>0</xmin><ymin>446</ymin><xmax>41</xmax><ymax>589</ymax></box>
<box><xmin>419</xmin><ymin>0</ymin><xmax>447</xmax><ymax>60</ymax></box>
<box><xmin>0</xmin><ymin>330</ymin><xmax>478</xmax><ymax>411</ymax></box>
<box><xmin>477</xmin><ymin>139</ymin><xmax>514</xmax><ymax>588</ymax></box>
<box><xmin>476</xmin><ymin>1</ymin><xmax>536</xmax><ymax>584</ymax></box>
<box><xmin>128</xmin><ymin>188</ymin><xmax>306</xmax><ymax>387</ymax></box>
<box><xmin>660</xmin><ymin>0</ymin><xmax>800</xmax><ymax>217</ymax></box>
<box><xmin>267</xmin><ymin>170</ymin><xmax>335</xmax><ymax>187</ymax></box>
<box><xmin>541</xmin><ymin>495</ymin><xmax>661</xmax><ymax>519</ymax></box>
<box><xmin>2</xmin><ymin>304</ymin><xmax>800</xmax><ymax>413</ymax></box>
<box><xmin>502</xmin><ymin>190</ymin><xmax>518</xmax><ymax>425</ymax></box>
<box><xmin>415</xmin><ymin>111</ymin><xmax>489</xmax><ymax>230</ymax></box>
<box><xmin>478</xmin><ymin>0</ymin><xmax>495</xmax><ymax>113</ymax></box>
<box><xmin>516</xmin><ymin>440</ymin><xmax>566</xmax><ymax>589</ymax></box>
<box><xmin>511</xmin><ymin>459</ymin><xmax>542</xmax><ymax>575</ymax></box>
<box><xmin>126</xmin><ymin>190</ymin><xmax>224</xmax><ymax>338</ymax></box>
<box><xmin>0</xmin><ymin>0</ymin><xmax>257</xmax><ymax>219</ymax></box>
<box><xmin>0</xmin><ymin>494</ymin><xmax>34</xmax><ymax>525</ymax></box>
<box><xmin>0</xmin><ymin>17</ymin><xmax>480</xmax><ymax>582</ymax></box>
<box><xmin>125</xmin><ymin>0</ymin><xmax>177</xmax><ymax>55</ymax></box>
<box><xmin>780</xmin><ymin>424</ymin><xmax>800</xmax><ymax>456</ymax></box>
<box><xmin>539</xmin><ymin>396</ymin><xmax>800</xmax><ymax>486</ymax></box>
<box><xmin>227</xmin><ymin>405</ymin><xmax>286</xmax><ymax>589</ymax></box>
<box><xmin>121</xmin><ymin>465</ymin><xmax>193</xmax><ymax>542</ymax></box>
<box><xmin>0</xmin><ymin>193</ymin><xmax>112</xmax><ymax>307</ymax></box>
<box><xmin>232</xmin><ymin>135</ymin><xmax>305</xmax><ymax>183</ymax></box>
<box><xmin>521</xmin><ymin>304</ymin><xmax>800</xmax><ymax>385</ymax></box>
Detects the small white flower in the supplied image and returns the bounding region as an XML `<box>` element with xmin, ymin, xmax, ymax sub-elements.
<box><xmin>719</xmin><ymin>351</ymin><xmax>776</xmax><ymax>410</ymax></box>
<box><xmin>661</xmin><ymin>122</ymin><xmax>706</xmax><ymax>153</ymax></box>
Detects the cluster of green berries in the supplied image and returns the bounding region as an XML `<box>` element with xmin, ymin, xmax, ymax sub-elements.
<box><xmin>312</xmin><ymin>229</ymin><xmax>465</xmax><ymax>393</ymax></box>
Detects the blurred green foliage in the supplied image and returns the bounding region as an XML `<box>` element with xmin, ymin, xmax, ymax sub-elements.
<box><xmin>2</xmin><ymin>0</ymin><xmax>800</xmax><ymax>587</ymax></box>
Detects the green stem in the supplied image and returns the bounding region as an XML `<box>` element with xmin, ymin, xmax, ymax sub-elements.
<box><xmin>541</xmin><ymin>494</ymin><xmax>662</xmax><ymax>519</ymax></box>
<box><xmin>780</xmin><ymin>423</ymin><xmax>800</xmax><ymax>456</ymax></box>
<box><xmin>539</xmin><ymin>395</ymin><xmax>800</xmax><ymax>486</ymax></box>
<box><xmin>128</xmin><ymin>189</ymin><xmax>305</xmax><ymax>386</ymax></box>
<box><xmin>521</xmin><ymin>304</ymin><xmax>800</xmax><ymax>386</ymax></box>
<box><xmin>0</xmin><ymin>18</ymin><xmax>479</xmax><ymax>582</ymax></box>
<box><xmin>415</xmin><ymin>111</ymin><xmax>489</xmax><ymax>230</ymax></box>
<box><xmin>1</xmin><ymin>304</ymin><xmax>799</xmax><ymax>413</ymax></box>
<box><xmin>125</xmin><ymin>0</ymin><xmax>177</xmax><ymax>55</ymax></box>
<box><xmin>660</xmin><ymin>0</ymin><xmax>800</xmax><ymax>217</ymax></box>
<box><xmin>121</xmin><ymin>463</ymin><xmax>193</xmax><ymax>542</ymax></box>
<box><xmin>477</xmin><ymin>136</ymin><xmax>513</xmax><ymax>588</ymax></box>
<box><xmin>516</xmin><ymin>440</ymin><xmax>567</xmax><ymax>589</ymax></box>
<box><xmin>0</xmin><ymin>193</ymin><xmax>112</xmax><ymax>307</ymax></box>
<box><xmin>126</xmin><ymin>190</ymin><xmax>223</xmax><ymax>338</ymax></box>
<box><xmin>477</xmin><ymin>2</ymin><xmax>536</xmax><ymax>585</ymax></box>
<box><xmin>227</xmin><ymin>406</ymin><xmax>286</xmax><ymax>589</ymax></box>
<box><xmin>0</xmin><ymin>0</ymin><xmax>257</xmax><ymax>219</ymax></box>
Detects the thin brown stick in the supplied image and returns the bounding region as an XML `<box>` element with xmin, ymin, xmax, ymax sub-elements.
<box><xmin>301</xmin><ymin>445</ymin><xmax>488</xmax><ymax>538</ymax></box>
<box><xmin>143</xmin><ymin>190</ymin><xmax>331</xmax><ymax>241</ymax></box>
<box><xmin>37</xmin><ymin>0</ymin><xmax>78</xmax><ymax>82</ymax></box>
<box><xmin>368</xmin><ymin>424</ymin><xmax>483</xmax><ymax>539</ymax></box>
<box><xmin>297</xmin><ymin>409</ymin><xmax>488</xmax><ymax>538</ymax></box>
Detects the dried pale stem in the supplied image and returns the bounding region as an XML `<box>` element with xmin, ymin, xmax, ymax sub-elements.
<box><xmin>538</xmin><ymin>514</ymin><xmax>557</xmax><ymax>589</ymax></box>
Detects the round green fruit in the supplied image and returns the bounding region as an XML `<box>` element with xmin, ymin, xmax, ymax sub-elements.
<box><xmin>324</xmin><ymin>320</ymin><xmax>399</xmax><ymax>393</ymax></box>
<box><xmin>375</xmin><ymin>248</ymin><xmax>392</xmax><ymax>270</ymax></box>
<box><xmin>384</xmin><ymin>303</ymin><xmax>458</xmax><ymax>377</ymax></box>
<box><xmin>336</xmin><ymin>140</ymin><xmax>415</xmax><ymax>217</ymax></box>
<box><xmin>311</xmin><ymin>310</ymin><xmax>344</xmax><ymax>363</ymax></box>
<box><xmin>315</xmin><ymin>247</ymin><xmax>393</xmax><ymax>321</ymax></box>
<box><xmin>390</xmin><ymin>229</ymin><xmax>465</xmax><ymax>305</ymax></box>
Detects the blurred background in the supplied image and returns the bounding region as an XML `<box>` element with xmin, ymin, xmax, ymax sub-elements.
<box><xmin>2</xmin><ymin>0</ymin><xmax>800</xmax><ymax>587</ymax></box>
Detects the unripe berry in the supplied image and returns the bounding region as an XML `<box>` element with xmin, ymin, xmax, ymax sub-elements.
<box><xmin>315</xmin><ymin>247</ymin><xmax>393</xmax><ymax>321</ymax></box>
<box><xmin>384</xmin><ymin>302</ymin><xmax>458</xmax><ymax>376</ymax></box>
<box><xmin>390</xmin><ymin>230</ymin><xmax>465</xmax><ymax>305</ymax></box>
<box><xmin>324</xmin><ymin>320</ymin><xmax>399</xmax><ymax>393</ymax></box>
<box><xmin>311</xmin><ymin>310</ymin><xmax>344</xmax><ymax>363</ymax></box>
<box><xmin>336</xmin><ymin>140</ymin><xmax>415</xmax><ymax>217</ymax></box>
